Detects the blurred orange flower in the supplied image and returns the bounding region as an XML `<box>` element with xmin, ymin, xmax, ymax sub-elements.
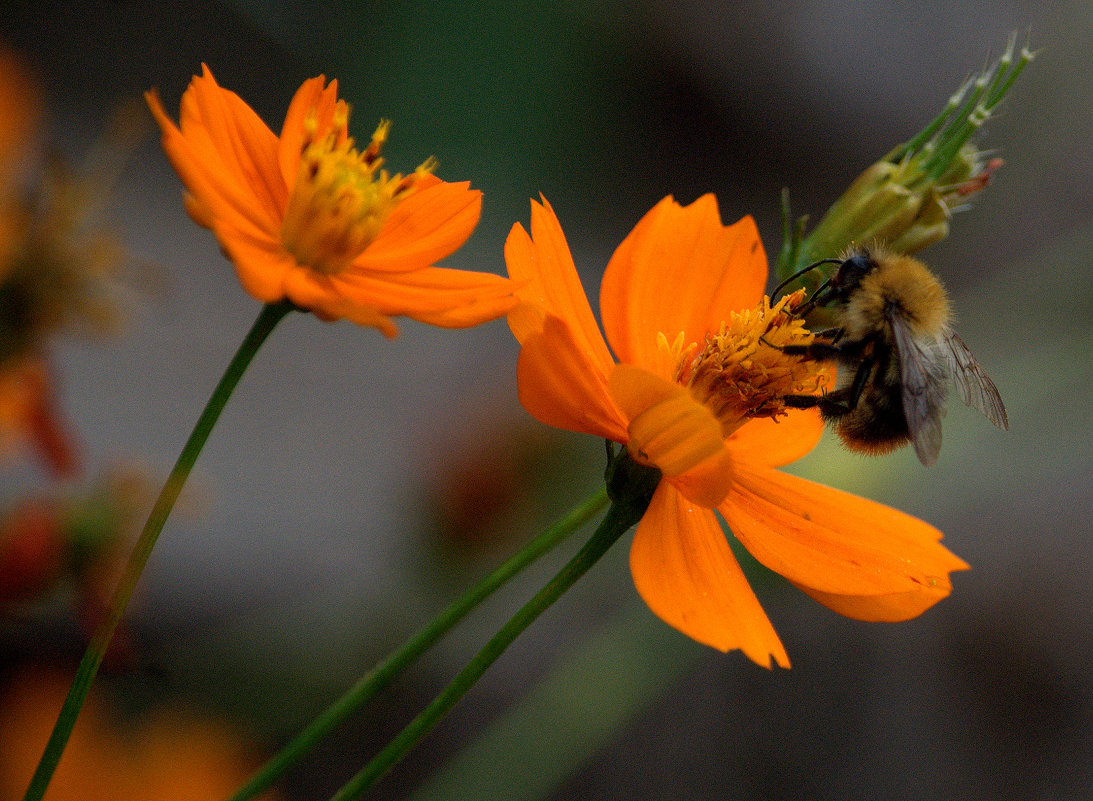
<box><xmin>0</xmin><ymin>497</ymin><xmax>64</xmax><ymax>605</ymax></box>
<box><xmin>505</xmin><ymin>195</ymin><xmax>968</xmax><ymax>667</ymax></box>
<box><xmin>0</xmin><ymin>47</ymin><xmax>39</xmax><ymax>225</ymax></box>
<box><xmin>147</xmin><ymin>66</ymin><xmax>516</xmax><ymax>337</ymax></box>
<box><xmin>0</xmin><ymin>356</ymin><xmax>76</xmax><ymax>475</ymax></box>
<box><xmin>0</xmin><ymin>667</ymin><xmax>280</xmax><ymax>801</ymax></box>
<box><xmin>0</xmin><ymin>48</ymin><xmax>136</xmax><ymax>476</ymax></box>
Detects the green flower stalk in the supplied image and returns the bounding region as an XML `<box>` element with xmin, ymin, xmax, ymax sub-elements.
<box><xmin>21</xmin><ymin>301</ymin><xmax>295</xmax><ymax>801</ymax></box>
<box><xmin>777</xmin><ymin>34</ymin><xmax>1034</xmax><ymax>288</ymax></box>
<box><xmin>326</xmin><ymin>448</ymin><xmax>660</xmax><ymax>801</ymax></box>
<box><xmin>224</xmin><ymin>484</ymin><xmax>610</xmax><ymax>801</ymax></box>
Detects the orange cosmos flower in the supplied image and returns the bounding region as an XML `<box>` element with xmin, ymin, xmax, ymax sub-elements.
<box><xmin>505</xmin><ymin>194</ymin><xmax>969</xmax><ymax>668</ymax></box>
<box><xmin>146</xmin><ymin>66</ymin><xmax>515</xmax><ymax>337</ymax></box>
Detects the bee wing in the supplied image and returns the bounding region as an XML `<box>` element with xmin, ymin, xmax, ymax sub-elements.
<box><xmin>890</xmin><ymin>313</ymin><xmax>949</xmax><ymax>466</ymax></box>
<box><xmin>940</xmin><ymin>332</ymin><xmax>1010</xmax><ymax>430</ymax></box>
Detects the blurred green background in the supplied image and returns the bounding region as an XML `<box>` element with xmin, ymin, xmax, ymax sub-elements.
<box><xmin>0</xmin><ymin>1</ymin><xmax>1090</xmax><ymax>799</ymax></box>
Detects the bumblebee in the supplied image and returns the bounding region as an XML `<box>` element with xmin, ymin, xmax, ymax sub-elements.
<box><xmin>774</xmin><ymin>247</ymin><xmax>1009</xmax><ymax>465</ymax></box>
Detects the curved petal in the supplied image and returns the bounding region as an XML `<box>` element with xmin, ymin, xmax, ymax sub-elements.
<box><xmin>212</xmin><ymin>222</ymin><xmax>295</xmax><ymax>303</ymax></box>
<box><xmin>355</xmin><ymin>179</ymin><xmax>482</xmax><ymax>273</ymax></box>
<box><xmin>333</xmin><ymin>264</ymin><xmax>515</xmax><ymax>318</ymax></box>
<box><xmin>408</xmin><ymin>297</ymin><xmax>522</xmax><ymax>330</ymax></box>
<box><xmin>504</xmin><ymin>198</ymin><xmax>616</xmax><ymax>379</ymax></box>
<box><xmin>794</xmin><ymin>581</ymin><xmax>955</xmax><ymax>622</ymax></box>
<box><xmin>726</xmin><ymin>409</ymin><xmax>824</xmax><ymax>468</ymax></box>
<box><xmin>276</xmin><ymin>260</ymin><xmax>513</xmax><ymax>333</ymax></box>
<box><xmin>277</xmin><ymin>75</ymin><xmax>344</xmax><ymax>188</ymax></box>
<box><xmin>720</xmin><ymin>464</ymin><xmax>969</xmax><ymax>604</ymax></box>
<box><xmin>629</xmin><ymin>483</ymin><xmax>789</xmax><ymax>667</ymax></box>
<box><xmin>600</xmin><ymin>195</ymin><xmax>768</xmax><ymax>370</ymax></box>
<box><xmin>667</xmin><ymin>448</ymin><xmax>736</xmax><ymax>509</ymax></box>
<box><xmin>302</xmin><ymin>297</ymin><xmax>399</xmax><ymax>338</ymax></box>
<box><xmin>146</xmin><ymin>84</ymin><xmax>282</xmax><ymax>245</ymax></box>
<box><xmin>514</xmin><ymin>313</ymin><xmax>627</xmax><ymax>442</ymax></box>
<box><xmin>607</xmin><ymin>364</ymin><xmax>734</xmax><ymax>506</ymax></box>
<box><xmin>178</xmin><ymin>66</ymin><xmax>286</xmax><ymax>225</ymax></box>
<box><xmin>276</xmin><ymin>268</ymin><xmax>399</xmax><ymax>335</ymax></box>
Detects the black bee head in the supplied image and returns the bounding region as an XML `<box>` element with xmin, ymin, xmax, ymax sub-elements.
<box><xmin>830</xmin><ymin>251</ymin><xmax>877</xmax><ymax>298</ymax></box>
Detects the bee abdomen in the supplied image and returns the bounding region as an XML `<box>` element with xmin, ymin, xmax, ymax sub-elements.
<box><xmin>831</xmin><ymin>377</ymin><xmax>910</xmax><ymax>454</ymax></box>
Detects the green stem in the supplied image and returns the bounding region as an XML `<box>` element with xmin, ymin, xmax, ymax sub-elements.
<box><xmin>328</xmin><ymin>497</ymin><xmax>644</xmax><ymax>801</ymax></box>
<box><xmin>22</xmin><ymin>300</ymin><xmax>294</xmax><ymax>801</ymax></box>
<box><xmin>225</xmin><ymin>485</ymin><xmax>609</xmax><ymax>801</ymax></box>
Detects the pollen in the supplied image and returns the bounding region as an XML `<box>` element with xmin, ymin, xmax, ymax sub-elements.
<box><xmin>676</xmin><ymin>291</ymin><xmax>826</xmax><ymax>435</ymax></box>
<box><xmin>280</xmin><ymin>115</ymin><xmax>435</xmax><ymax>276</ymax></box>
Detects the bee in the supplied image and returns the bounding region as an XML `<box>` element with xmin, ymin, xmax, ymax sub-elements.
<box><xmin>773</xmin><ymin>246</ymin><xmax>1009</xmax><ymax>465</ymax></box>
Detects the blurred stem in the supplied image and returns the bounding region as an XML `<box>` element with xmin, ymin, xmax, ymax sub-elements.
<box><xmin>226</xmin><ymin>485</ymin><xmax>610</xmax><ymax>801</ymax></box>
<box><xmin>327</xmin><ymin>494</ymin><xmax>646</xmax><ymax>801</ymax></box>
<box><xmin>22</xmin><ymin>300</ymin><xmax>294</xmax><ymax>801</ymax></box>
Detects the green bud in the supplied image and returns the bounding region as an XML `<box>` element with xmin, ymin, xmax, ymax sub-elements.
<box><xmin>776</xmin><ymin>34</ymin><xmax>1033</xmax><ymax>289</ymax></box>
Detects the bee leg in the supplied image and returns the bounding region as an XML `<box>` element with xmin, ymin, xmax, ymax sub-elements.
<box><xmin>777</xmin><ymin>341</ymin><xmax>845</xmax><ymax>360</ymax></box>
<box><xmin>783</xmin><ymin>389</ymin><xmax>853</xmax><ymax>417</ymax></box>
<box><xmin>810</xmin><ymin>327</ymin><xmax>844</xmax><ymax>342</ymax></box>
<box><xmin>774</xmin><ymin>328</ymin><xmax>867</xmax><ymax>361</ymax></box>
<box><xmin>782</xmin><ymin>356</ymin><xmax>875</xmax><ymax>418</ymax></box>
<box><xmin>759</xmin><ymin>323</ymin><xmax>844</xmax><ymax>352</ymax></box>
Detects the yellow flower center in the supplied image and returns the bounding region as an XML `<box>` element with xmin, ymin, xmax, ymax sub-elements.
<box><xmin>616</xmin><ymin>291</ymin><xmax>827</xmax><ymax>501</ymax></box>
<box><xmin>674</xmin><ymin>290</ymin><xmax>826</xmax><ymax>437</ymax></box>
<box><xmin>281</xmin><ymin>115</ymin><xmax>435</xmax><ymax>276</ymax></box>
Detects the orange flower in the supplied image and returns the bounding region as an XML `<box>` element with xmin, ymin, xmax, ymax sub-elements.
<box><xmin>146</xmin><ymin>66</ymin><xmax>515</xmax><ymax>337</ymax></box>
<box><xmin>505</xmin><ymin>195</ymin><xmax>968</xmax><ymax>667</ymax></box>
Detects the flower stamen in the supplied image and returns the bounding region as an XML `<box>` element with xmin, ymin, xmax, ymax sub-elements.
<box><xmin>676</xmin><ymin>291</ymin><xmax>826</xmax><ymax>436</ymax></box>
<box><xmin>281</xmin><ymin>116</ymin><xmax>435</xmax><ymax>276</ymax></box>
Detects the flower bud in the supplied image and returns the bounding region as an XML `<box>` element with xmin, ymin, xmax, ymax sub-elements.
<box><xmin>777</xmin><ymin>35</ymin><xmax>1033</xmax><ymax>288</ymax></box>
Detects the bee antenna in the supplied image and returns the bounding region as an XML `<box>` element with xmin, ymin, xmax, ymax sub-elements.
<box><xmin>770</xmin><ymin>258</ymin><xmax>842</xmax><ymax>302</ymax></box>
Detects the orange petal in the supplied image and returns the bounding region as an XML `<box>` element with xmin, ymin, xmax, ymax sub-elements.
<box><xmin>794</xmin><ymin>581</ymin><xmax>955</xmax><ymax>622</ymax></box>
<box><xmin>212</xmin><ymin>222</ymin><xmax>295</xmax><ymax>303</ymax></box>
<box><xmin>608</xmin><ymin>364</ymin><xmax>734</xmax><ymax>504</ymax></box>
<box><xmin>333</xmin><ymin>265</ymin><xmax>516</xmax><ymax>321</ymax></box>
<box><xmin>600</xmin><ymin>196</ymin><xmax>768</xmax><ymax>370</ymax></box>
<box><xmin>277</xmin><ymin>75</ymin><xmax>344</xmax><ymax>188</ymax></box>
<box><xmin>281</xmin><ymin>259</ymin><xmax>512</xmax><ymax>334</ymax></box>
<box><xmin>176</xmin><ymin>66</ymin><xmax>286</xmax><ymax>226</ymax></box>
<box><xmin>725</xmin><ymin>409</ymin><xmax>824</xmax><ymax>468</ymax></box>
<box><xmin>720</xmin><ymin>465</ymin><xmax>969</xmax><ymax>607</ymax></box>
<box><xmin>303</xmin><ymin>296</ymin><xmax>399</xmax><ymax>338</ymax></box>
<box><xmin>629</xmin><ymin>483</ymin><xmax>789</xmax><ymax>667</ymax></box>
<box><xmin>356</xmin><ymin>180</ymin><xmax>482</xmax><ymax>273</ymax></box>
<box><xmin>515</xmin><ymin>314</ymin><xmax>628</xmax><ymax>442</ymax></box>
<box><xmin>146</xmin><ymin>82</ymin><xmax>281</xmax><ymax>246</ymax></box>
<box><xmin>504</xmin><ymin>198</ymin><xmax>617</xmax><ymax>379</ymax></box>
<box><xmin>667</xmin><ymin>448</ymin><xmax>736</xmax><ymax>509</ymax></box>
<box><xmin>607</xmin><ymin>364</ymin><xmax>737</xmax><ymax>506</ymax></box>
<box><xmin>404</xmin><ymin>295</ymin><xmax>519</xmax><ymax>330</ymax></box>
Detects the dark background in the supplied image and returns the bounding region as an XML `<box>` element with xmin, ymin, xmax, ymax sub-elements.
<box><xmin>1</xmin><ymin>2</ymin><xmax>1090</xmax><ymax>800</ymax></box>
